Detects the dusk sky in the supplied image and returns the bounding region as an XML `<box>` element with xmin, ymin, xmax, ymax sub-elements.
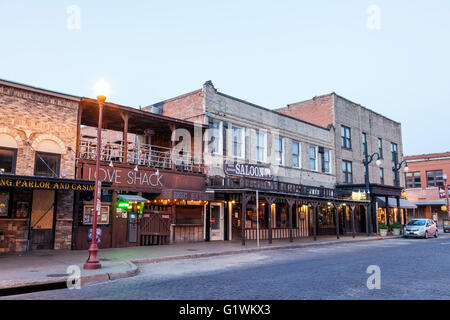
<box><xmin>1</xmin><ymin>0</ymin><xmax>449</xmax><ymax>156</ymax></box>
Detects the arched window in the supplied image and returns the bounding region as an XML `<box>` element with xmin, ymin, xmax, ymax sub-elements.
<box><xmin>34</xmin><ymin>139</ymin><xmax>63</xmax><ymax>178</ymax></box>
<box><xmin>0</xmin><ymin>133</ymin><xmax>18</xmax><ymax>174</ymax></box>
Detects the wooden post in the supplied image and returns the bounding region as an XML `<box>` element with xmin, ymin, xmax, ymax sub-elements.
<box><xmin>333</xmin><ymin>202</ymin><xmax>340</xmax><ymax>239</ymax></box>
<box><xmin>364</xmin><ymin>205</ymin><xmax>369</xmax><ymax>236</ymax></box>
<box><xmin>287</xmin><ymin>199</ymin><xmax>295</xmax><ymax>243</ymax></box>
<box><xmin>120</xmin><ymin>112</ymin><xmax>129</xmax><ymax>164</ymax></box>
<box><xmin>169</xmin><ymin>123</ymin><xmax>177</xmax><ymax>170</ymax></box>
<box><xmin>264</xmin><ymin>196</ymin><xmax>276</xmax><ymax>244</ymax></box>
<box><xmin>241</xmin><ymin>192</ymin><xmax>248</xmax><ymax>246</ymax></box>
<box><xmin>311</xmin><ymin>202</ymin><xmax>318</xmax><ymax>241</ymax></box>
<box><xmin>75</xmin><ymin>104</ymin><xmax>83</xmax><ymax>162</ymax></box>
<box><xmin>385</xmin><ymin>196</ymin><xmax>390</xmax><ymax>229</ymax></box>
<box><xmin>351</xmin><ymin>205</ymin><xmax>356</xmax><ymax>238</ymax></box>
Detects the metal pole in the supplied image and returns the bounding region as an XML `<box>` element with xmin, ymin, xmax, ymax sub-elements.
<box><xmin>84</xmin><ymin>96</ymin><xmax>104</xmax><ymax>269</ymax></box>
<box><xmin>256</xmin><ymin>190</ymin><xmax>259</xmax><ymax>247</ymax></box>
<box><xmin>364</xmin><ymin>153</ymin><xmax>373</xmax><ymax>236</ymax></box>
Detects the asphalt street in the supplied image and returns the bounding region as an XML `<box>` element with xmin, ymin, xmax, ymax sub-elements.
<box><xmin>3</xmin><ymin>235</ymin><xmax>450</xmax><ymax>300</ymax></box>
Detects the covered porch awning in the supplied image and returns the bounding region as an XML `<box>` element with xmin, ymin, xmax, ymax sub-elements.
<box><xmin>412</xmin><ymin>200</ymin><xmax>446</xmax><ymax>206</ymax></box>
<box><xmin>117</xmin><ymin>194</ymin><xmax>149</xmax><ymax>203</ymax></box>
<box><xmin>376</xmin><ymin>197</ymin><xmax>417</xmax><ymax>209</ymax></box>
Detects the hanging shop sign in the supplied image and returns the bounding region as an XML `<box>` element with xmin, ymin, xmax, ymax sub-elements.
<box><xmin>0</xmin><ymin>175</ymin><xmax>96</xmax><ymax>191</ymax></box>
<box><xmin>224</xmin><ymin>162</ymin><xmax>273</xmax><ymax>180</ymax></box>
<box><xmin>81</xmin><ymin>163</ymin><xmax>205</xmax><ymax>192</ymax></box>
<box><xmin>438</xmin><ymin>185</ymin><xmax>450</xmax><ymax>199</ymax></box>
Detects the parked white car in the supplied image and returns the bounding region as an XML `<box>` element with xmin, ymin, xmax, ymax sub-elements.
<box><xmin>403</xmin><ymin>219</ymin><xmax>438</xmax><ymax>238</ymax></box>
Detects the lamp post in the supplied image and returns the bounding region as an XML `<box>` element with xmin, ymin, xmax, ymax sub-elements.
<box><xmin>392</xmin><ymin>152</ymin><xmax>408</xmax><ymax>226</ymax></box>
<box><xmin>444</xmin><ymin>173</ymin><xmax>450</xmax><ymax>220</ymax></box>
<box><xmin>84</xmin><ymin>78</ymin><xmax>110</xmax><ymax>270</ymax></box>
<box><xmin>392</xmin><ymin>154</ymin><xmax>408</xmax><ymax>188</ymax></box>
<box><xmin>362</xmin><ymin>152</ymin><xmax>382</xmax><ymax>236</ymax></box>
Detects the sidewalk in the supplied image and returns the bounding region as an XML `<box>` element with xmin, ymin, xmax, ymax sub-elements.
<box><xmin>0</xmin><ymin>234</ymin><xmax>411</xmax><ymax>291</ymax></box>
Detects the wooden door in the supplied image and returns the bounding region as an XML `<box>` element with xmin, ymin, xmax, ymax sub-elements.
<box><xmin>112</xmin><ymin>210</ymin><xmax>128</xmax><ymax>247</ymax></box>
<box><xmin>139</xmin><ymin>211</ymin><xmax>170</xmax><ymax>245</ymax></box>
<box><xmin>30</xmin><ymin>190</ymin><xmax>55</xmax><ymax>250</ymax></box>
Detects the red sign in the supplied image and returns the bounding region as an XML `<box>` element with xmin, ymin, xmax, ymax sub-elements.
<box><xmin>439</xmin><ymin>186</ymin><xmax>450</xmax><ymax>199</ymax></box>
<box><xmin>81</xmin><ymin>162</ymin><xmax>205</xmax><ymax>192</ymax></box>
<box><xmin>161</xmin><ymin>215</ymin><xmax>170</xmax><ymax>219</ymax></box>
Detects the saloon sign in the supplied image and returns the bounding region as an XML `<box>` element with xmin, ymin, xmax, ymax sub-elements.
<box><xmin>224</xmin><ymin>162</ymin><xmax>273</xmax><ymax>180</ymax></box>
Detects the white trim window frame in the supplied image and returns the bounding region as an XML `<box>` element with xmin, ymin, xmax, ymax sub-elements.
<box><xmin>210</xmin><ymin>119</ymin><xmax>222</xmax><ymax>155</ymax></box>
<box><xmin>309</xmin><ymin>145</ymin><xmax>318</xmax><ymax>171</ymax></box>
<box><xmin>274</xmin><ymin>137</ymin><xmax>283</xmax><ymax>166</ymax></box>
<box><xmin>231</xmin><ymin>125</ymin><xmax>245</xmax><ymax>159</ymax></box>
<box><xmin>256</xmin><ymin>131</ymin><xmax>267</xmax><ymax>163</ymax></box>
<box><xmin>322</xmin><ymin>148</ymin><xmax>331</xmax><ymax>173</ymax></box>
<box><xmin>292</xmin><ymin>141</ymin><xmax>300</xmax><ymax>169</ymax></box>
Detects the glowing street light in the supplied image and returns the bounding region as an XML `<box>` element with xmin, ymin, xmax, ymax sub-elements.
<box><xmin>84</xmin><ymin>78</ymin><xmax>111</xmax><ymax>270</ymax></box>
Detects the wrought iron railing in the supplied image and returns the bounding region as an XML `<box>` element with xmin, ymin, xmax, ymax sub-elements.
<box><xmin>207</xmin><ymin>176</ymin><xmax>336</xmax><ymax>199</ymax></box>
<box><xmin>79</xmin><ymin>139</ymin><xmax>203</xmax><ymax>173</ymax></box>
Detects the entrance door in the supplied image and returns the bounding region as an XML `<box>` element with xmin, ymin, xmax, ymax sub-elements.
<box><xmin>30</xmin><ymin>190</ymin><xmax>55</xmax><ymax>250</ymax></box>
<box><xmin>210</xmin><ymin>203</ymin><xmax>224</xmax><ymax>241</ymax></box>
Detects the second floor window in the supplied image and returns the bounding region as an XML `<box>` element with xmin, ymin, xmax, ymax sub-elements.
<box><xmin>209</xmin><ymin>119</ymin><xmax>221</xmax><ymax>155</ymax></box>
<box><xmin>256</xmin><ymin>131</ymin><xmax>266</xmax><ymax>163</ymax></box>
<box><xmin>378</xmin><ymin>138</ymin><xmax>383</xmax><ymax>158</ymax></box>
<box><xmin>274</xmin><ymin>138</ymin><xmax>283</xmax><ymax>165</ymax></box>
<box><xmin>309</xmin><ymin>146</ymin><xmax>317</xmax><ymax>171</ymax></box>
<box><xmin>406</xmin><ymin>172</ymin><xmax>421</xmax><ymax>188</ymax></box>
<box><xmin>362</xmin><ymin>132</ymin><xmax>367</xmax><ymax>155</ymax></box>
<box><xmin>34</xmin><ymin>152</ymin><xmax>60</xmax><ymax>178</ymax></box>
<box><xmin>341</xmin><ymin>126</ymin><xmax>351</xmax><ymax>149</ymax></box>
<box><xmin>380</xmin><ymin>168</ymin><xmax>384</xmax><ymax>185</ymax></box>
<box><xmin>232</xmin><ymin>125</ymin><xmax>244</xmax><ymax>158</ymax></box>
<box><xmin>426</xmin><ymin>170</ymin><xmax>443</xmax><ymax>187</ymax></box>
<box><xmin>321</xmin><ymin>149</ymin><xmax>330</xmax><ymax>173</ymax></box>
<box><xmin>391</xmin><ymin>142</ymin><xmax>398</xmax><ymax>162</ymax></box>
<box><xmin>292</xmin><ymin>141</ymin><xmax>300</xmax><ymax>168</ymax></box>
<box><xmin>342</xmin><ymin>160</ymin><xmax>352</xmax><ymax>184</ymax></box>
<box><xmin>0</xmin><ymin>147</ymin><xmax>17</xmax><ymax>174</ymax></box>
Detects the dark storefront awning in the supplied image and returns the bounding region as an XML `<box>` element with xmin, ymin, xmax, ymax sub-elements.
<box><xmin>0</xmin><ymin>174</ymin><xmax>112</xmax><ymax>191</ymax></box>
<box><xmin>412</xmin><ymin>200</ymin><xmax>446</xmax><ymax>206</ymax></box>
<box><xmin>157</xmin><ymin>189</ymin><xmax>213</xmax><ymax>201</ymax></box>
<box><xmin>376</xmin><ymin>197</ymin><xmax>417</xmax><ymax>209</ymax></box>
<box><xmin>117</xmin><ymin>194</ymin><xmax>149</xmax><ymax>202</ymax></box>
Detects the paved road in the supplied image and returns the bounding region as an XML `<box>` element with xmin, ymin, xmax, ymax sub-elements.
<box><xmin>4</xmin><ymin>235</ymin><xmax>450</xmax><ymax>300</ymax></box>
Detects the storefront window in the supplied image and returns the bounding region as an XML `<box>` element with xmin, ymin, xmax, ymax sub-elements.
<box><xmin>0</xmin><ymin>191</ymin><xmax>10</xmax><ymax>217</ymax></box>
<box><xmin>34</xmin><ymin>152</ymin><xmax>60</xmax><ymax>177</ymax></box>
<box><xmin>0</xmin><ymin>148</ymin><xmax>16</xmax><ymax>174</ymax></box>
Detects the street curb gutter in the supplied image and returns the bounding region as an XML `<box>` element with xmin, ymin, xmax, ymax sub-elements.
<box><xmin>0</xmin><ymin>261</ymin><xmax>139</xmax><ymax>296</ymax></box>
<box><xmin>130</xmin><ymin>235</ymin><xmax>402</xmax><ymax>265</ymax></box>
<box><xmin>1</xmin><ymin>235</ymin><xmax>408</xmax><ymax>295</ymax></box>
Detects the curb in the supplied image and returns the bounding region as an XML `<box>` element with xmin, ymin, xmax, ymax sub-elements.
<box><xmin>130</xmin><ymin>235</ymin><xmax>402</xmax><ymax>265</ymax></box>
<box><xmin>0</xmin><ymin>260</ymin><xmax>139</xmax><ymax>295</ymax></box>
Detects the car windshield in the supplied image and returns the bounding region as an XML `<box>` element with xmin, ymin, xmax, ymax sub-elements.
<box><xmin>407</xmin><ymin>220</ymin><xmax>426</xmax><ymax>226</ymax></box>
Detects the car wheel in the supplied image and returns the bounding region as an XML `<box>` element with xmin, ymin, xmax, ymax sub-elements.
<box><xmin>435</xmin><ymin>230</ymin><xmax>438</xmax><ymax>238</ymax></box>
<box><xmin>424</xmin><ymin>231</ymin><xmax>428</xmax><ymax>239</ymax></box>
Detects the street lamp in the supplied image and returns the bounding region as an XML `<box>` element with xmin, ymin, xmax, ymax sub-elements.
<box><xmin>392</xmin><ymin>155</ymin><xmax>408</xmax><ymax>188</ymax></box>
<box><xmin>363</xmin><ymin>152</ymin><xmax>382</xmax><ymax>236</ymax></box>
<box><xmin>84</xmin><ymin>78</ymin><xmax>110</xmax><ymax>270</ymax></box>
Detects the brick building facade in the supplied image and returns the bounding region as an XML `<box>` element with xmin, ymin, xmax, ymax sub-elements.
<box><xmin>145</xmin><ymin>81</ymin><xmax>369</xmax><ymax>243</ymax></box>
<box><xmin>404</xmin><ymin>152</ymin><xmax>450</xmax><ymax>222</ymax></box>
<box><xmin>0</xmin><ymin>79</ymin><xmax>94</xmax><ymax>253</ymax></box>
